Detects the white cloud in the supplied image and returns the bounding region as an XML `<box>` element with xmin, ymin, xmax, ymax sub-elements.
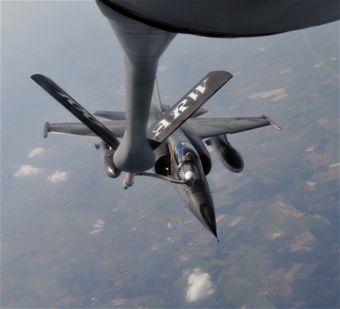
<box><xmin>47</xmin><ymin>170</ymin><xmax>68</xmax><ymax>184</ymax></box>
<box><xmin>280</xmin><ymin>68</ymin><xmax>292</xmax><ymax>74</ymax></box>
<box><xmin>248</xmin><ymin>88</ymin><xmax>287</xmax><ymax>101</ymax></box>
<box><xmin>93</xmin><ymin>219</ymin><xmax>105</xmax><ymax>229</ymax></box>
<box><xmin>90</xmin><ymin>219</ymin><xmax>105</xmax><ymax>235</ymax></box>
<box><xmin>14</xmin><ymin>165</ymin><xmax>41</xmax><ymax>177</ymax></box>
<box><xmin>185</xmin><ymin>268</ymin><xmax>214</xmax><ymax>303</ymax></box>
<box><xmin>28</xmin><ymin>147</ymin><xmax>45</xmax><ymax>158</ymax></box>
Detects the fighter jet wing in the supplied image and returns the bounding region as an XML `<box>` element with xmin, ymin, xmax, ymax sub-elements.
<box><xmin>43</xmin><ymin>121</ymin><xmax>125</xmax><ymax>138</ymax></box>
<box><xmin>94</xmin><ymin>111</ymin><xmax>126</xmax><ymax>120</ymax></box>
<box><xmin>187</xmin><ymin>116</ymin><xmax>281</xmax><ymax>138</ymax></box>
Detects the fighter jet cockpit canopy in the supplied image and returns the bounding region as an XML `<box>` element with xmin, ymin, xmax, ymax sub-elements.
<box><xmin>174</xmin><ymin>143</ymin><xmax>198</xmax><ymax>184</ymax></box>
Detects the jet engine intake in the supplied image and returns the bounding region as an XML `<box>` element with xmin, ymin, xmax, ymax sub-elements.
<box><xmin>154</xmin><ymin>143</ymin><xmax>170</xmax><ymax>176</ymax></box>
<box><xmin>183</xmin><ymin>129</ymin><xmax>212</xmax><ymax>175</ymax></box>
<box><xmin>208</xmin><ymin>136</ymin><xmax>244</xmax><ymax>173</ymax></box>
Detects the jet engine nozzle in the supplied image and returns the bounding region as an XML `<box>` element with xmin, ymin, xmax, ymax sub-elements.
<box><xmin>209</xmin><ymin>136</ymin><xmax>244</xmax><ymax>173</ymax></box>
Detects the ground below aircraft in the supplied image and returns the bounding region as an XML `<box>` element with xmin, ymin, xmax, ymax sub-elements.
<box><xmin>31</xmin><ymin>71</ymin><xmax>281</xmax><ymax>238</ymax></box>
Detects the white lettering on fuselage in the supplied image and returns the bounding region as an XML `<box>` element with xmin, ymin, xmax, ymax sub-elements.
<box><xmin>152</xmin><ymin>78</ymin><xmax>208</xmax><ymax>138</ymax></box>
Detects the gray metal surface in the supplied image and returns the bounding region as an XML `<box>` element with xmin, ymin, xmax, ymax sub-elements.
<box><xmin>98</xmin><ymin>0</ymin><xmax>339</xmax><ymax>37</ymax></box>
<box><xmin>46</xmin><ymin>121</ymin><xmax>125</xmax><ymax>138</ymax></box>
<box><xmin>97</xmin><ymin>0</ymin><xmax>175</xmax><ymax>172</ymax></box>
<box><xmin>187</xmin><ymin>116</ymin><xmax>271</xmax><ymax>138</ymax></box>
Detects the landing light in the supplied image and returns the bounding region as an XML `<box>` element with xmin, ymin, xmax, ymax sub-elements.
<box><xmin>184</xmin><ymin>171</ymin><xmax>196</xmax><ymax>183</ymax></box>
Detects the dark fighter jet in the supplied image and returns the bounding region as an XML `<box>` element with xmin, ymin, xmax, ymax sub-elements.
<box><xmin>31</xmin><ymin>71</ymin><xmax>281</xmax><ymax>238</ymax></box>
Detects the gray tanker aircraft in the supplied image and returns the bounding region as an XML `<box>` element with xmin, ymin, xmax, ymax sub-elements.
<box><xmin>31</xmin><ymin>1</ymin><xmax>339</xmax><ymax>237</ymax></box>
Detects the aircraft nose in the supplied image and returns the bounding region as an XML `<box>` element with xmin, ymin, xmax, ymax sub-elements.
<box><xmin>199</xmin><ymin>203</ymin><xmax>218</xmax><ymax>238</ymax></box>
<box><xmin>176</xmin><ymin>169</ymin><xmax>218</xmax><ymax>239</ymax></box>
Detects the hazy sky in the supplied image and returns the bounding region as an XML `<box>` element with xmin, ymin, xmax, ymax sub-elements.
<box><xmin>2</xmin><ymin>2</ymin><xmax>339</xmax><ymax>308</ymax></box>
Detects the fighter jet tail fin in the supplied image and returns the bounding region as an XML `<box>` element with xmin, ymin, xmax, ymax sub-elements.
<box><xmin>31</xmin><ymin>74</ymin><xmax>120</xmax><ymax>149</ymax></box>
<box><xmin>148</xmin><ymin>71</ymin><xmax>232</xmax><ymax>147</ymax></box>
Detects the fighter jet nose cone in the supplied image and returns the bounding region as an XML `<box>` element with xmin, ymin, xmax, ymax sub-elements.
<box><xmin>199</xmin><ymin>203</ymin><xmax>217</xmax><ymax>238</ymax></box>
<box><xmin>211</xmin><ymin>226</ymin><xmax>218</xmax><ymax>239</ymax></box>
